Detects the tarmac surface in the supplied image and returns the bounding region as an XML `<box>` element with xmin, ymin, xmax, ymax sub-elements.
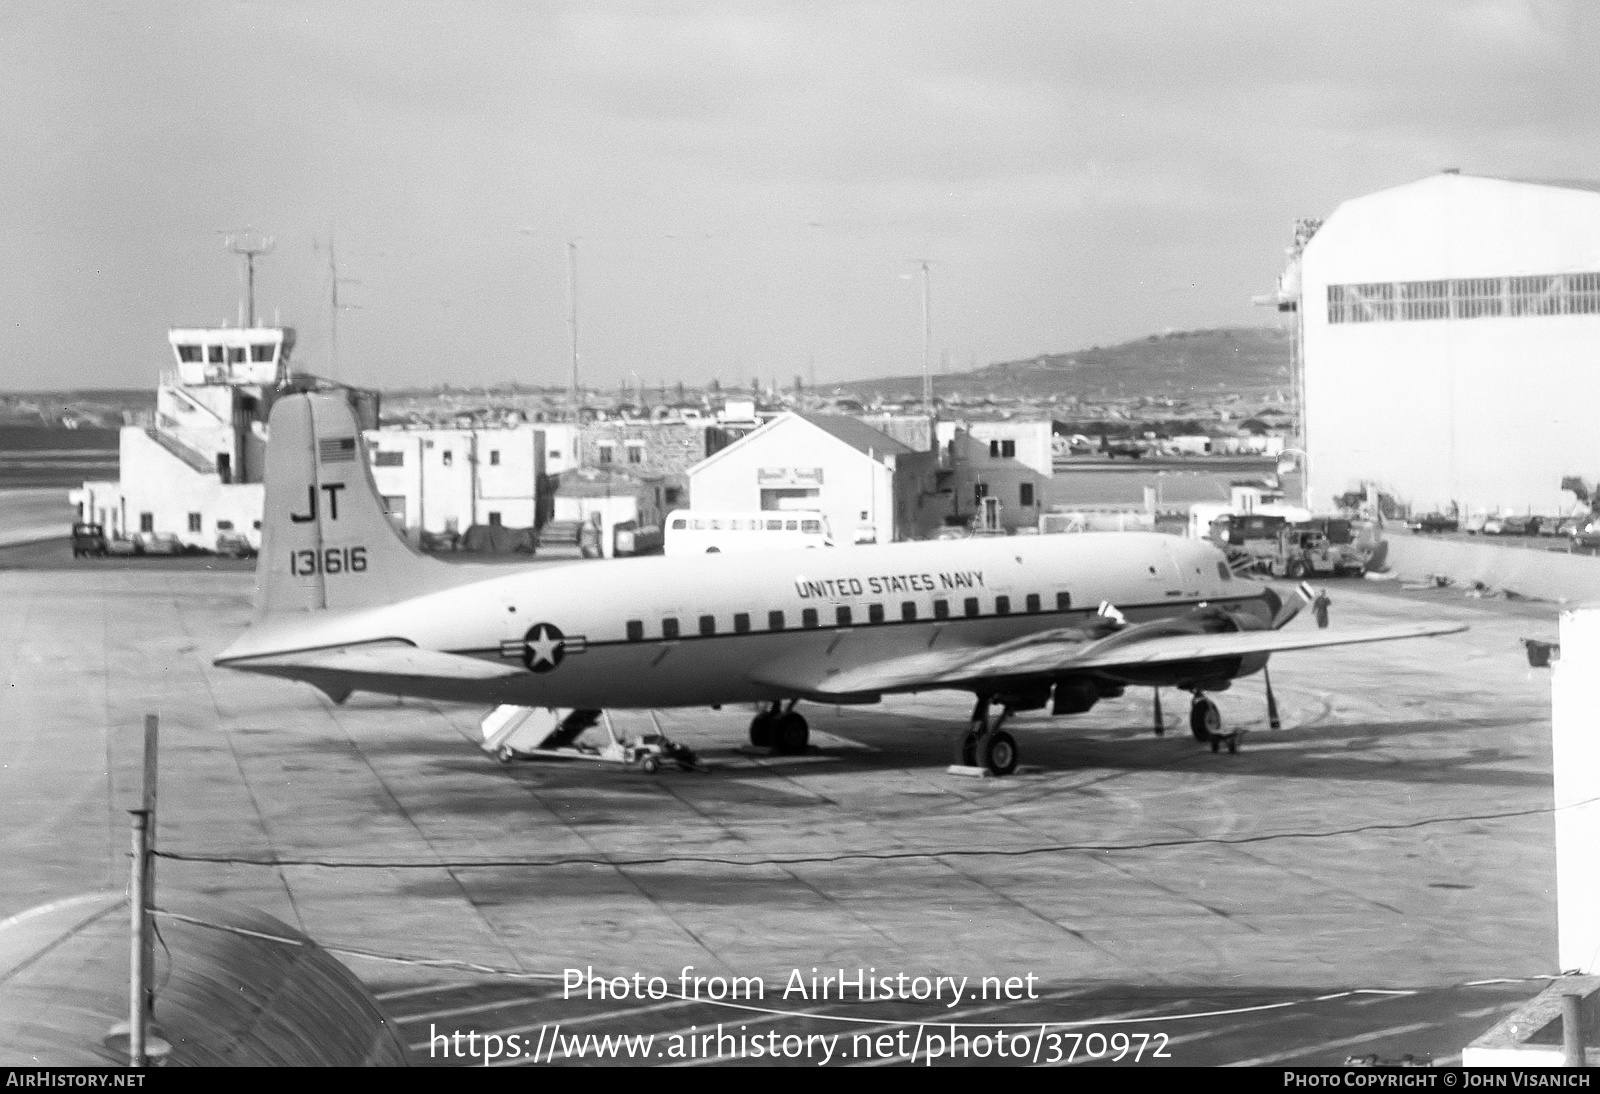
<box><xmin>0</xmin><ymin>545</ymin><xmax>1564</xmax><ymax>1066</ymax></box>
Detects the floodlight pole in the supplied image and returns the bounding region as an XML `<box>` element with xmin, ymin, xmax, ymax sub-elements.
<box><xmin>568</xmin><ymin>240</ymin><xmax>581</xmax><ymax>414</ymax></box>
<box><xmin>919</xmin><ymin>261</ymin><xmax>933</xmax><ymax>420</ymax></box>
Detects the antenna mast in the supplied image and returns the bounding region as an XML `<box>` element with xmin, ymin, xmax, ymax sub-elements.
<box><xmin>224</xmin><ymin>231</ymin><xmax>275</xmax><ymax>328</ymax></box>
<box><xmin>567</xmin><ymin>240</ymin><xmax>581</xmax><ymax>413</ymax></box>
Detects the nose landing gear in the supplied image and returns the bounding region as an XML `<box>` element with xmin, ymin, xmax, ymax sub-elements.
<box><xmin>955</xmin><ymin>696</ymin><xmax>1020</xmax><ymax>776</ymax></box>
<box><xmin>1188</xmin><ymin>691</ymin><xmax>1241</xmax><ymax>754</ymax></box>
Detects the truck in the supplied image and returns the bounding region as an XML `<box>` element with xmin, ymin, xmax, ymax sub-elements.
<box><xmin>1262</xmin><ymin>518</ymin><xmax>1375</xmax><ymax>578</ymax></box>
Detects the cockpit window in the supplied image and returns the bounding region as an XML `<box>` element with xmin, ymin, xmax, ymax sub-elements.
<box><xmin>1217</xmin><ymin>561</ymin><xmax>1232</xmax><ymax>581</ymax></box>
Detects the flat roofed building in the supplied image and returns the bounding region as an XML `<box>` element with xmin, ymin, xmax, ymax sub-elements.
<box><xmin>1297</xmin><ymin>172</ymin><xmax>1600</xmax><ymax>516</ymax></box>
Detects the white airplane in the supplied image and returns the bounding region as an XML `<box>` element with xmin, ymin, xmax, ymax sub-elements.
<box><xmin>216</xmin><ymin>394</ymin><xmax>1466</xmax><ymax>774</ymax></box>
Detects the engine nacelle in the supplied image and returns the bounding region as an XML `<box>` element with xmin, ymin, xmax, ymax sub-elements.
<box><xmin>1051</xmin><ymin>678</ymin><xmax>1100</xmax><ymax>715</ymax></box>
<box><xmin>996</xmin><ymin>685</ymin><xmax>1053</xmax><ymax>712</ymax></box>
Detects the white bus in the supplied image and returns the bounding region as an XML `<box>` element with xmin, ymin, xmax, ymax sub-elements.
<box><xmin>664</xmin><ymin>510</ymin><xmax>833</xmax><ymax>555</ymax></box>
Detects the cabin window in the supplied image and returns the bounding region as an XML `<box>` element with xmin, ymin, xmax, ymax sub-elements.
<box><xmin>691</xmin><ymin>519</ymin><xmax>705</xmax><ymax>530</ymax></box>
<box><xmin>995</xmin><ymin>596</ymin><xmax>1010</xmax><ymax>615</ymax></box>
<box><xmin>626</xmin><ymin>620</ymin><xmax>644</xmax><ymax>641</ymax></box>
<box><xmin>901</xmin><ymin>602</ymin><xmax>917</xmax><ymax>621</ymax></box>
<box><xmin>868</xmin><ymin>603</ymin><xmax>885</xmax><ymax>623</ymax></box>
<box><xmin>662</xmin><ymin>617</ymin><xmax>680</xmax><ymax>639</ymax></box>
<box><xmin>671</xmin><ymin>517</ymin><xmax>686</xmax><ymax>530</ymax></box>
<box><xmin>765</xmin><ymin>519</ymin><xmax>783</xmax><ymax>530</ymax></box>
<box><xmin>768</xmin><ymin>610</ymin><xmax>785</xmax><ymax>631</ymax></box>
<box><xmin>1025</xmin><ymin>593</ymin><xmax>1041</xmax><ymax>613</ymax></box>
<box><xmin>963</xmin><ymin>597</ymin><xmax>980</xmax><ymax>617</ymax></box>
<box><xmin>699</xmin><ymin>615</ymin><xmax>716</xmax><ymax>636</ymax></box>
<box><xmin>801</xmin><ymin>520</ymin><xmax>821</xmax><ymax>533</ymax></box>
<box><xmin>784</xmin><ymin>520</ymin><xmax>799</xmax><ymax>531</ymax></box>
<box><xmin>734</xmin><ymin>612</ymin><xmax>750</xmax><ymax>634</ymax></box>
<box><xmin>836</xmin><ymin>606</ymin><xmax>852</xmax><ymax>627</ymax></box>
<box><xmin>374</xmin><ymin>451</ymin><xmax>403</xmax><ymax>466</ymax></box>
<box><xmin>933</xmin><ymin>600</ymin><xmax>949</xmax><ymax>620</ymax></box>
<box><xmin>802</xmin><ymin>608</ymin><xmax>819</xmax><ymax>628</ymax></box>
<box><xmin>1217</xmin><ymin>561</ymin><xmax>1232</xmax><ymax>581</ymax></box>
<box><xmin>1056</xmin><ymin>592</ymin><xmax>1072</xmax><ymax>610</ymax></box>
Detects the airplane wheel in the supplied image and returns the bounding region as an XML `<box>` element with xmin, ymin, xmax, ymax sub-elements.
<box><xmin>640</xmin><ymin>754</ymin><xmax>660</xmax><ymax>774</ymax></box>
<box><xmin>980</xmin><ymin>730</ymin><xmax>1019</xmax><ymax>776</ymax></box>
<box><xmin>1190</xmin><ymin>697</ymin><xmax>1220</xmax><ymax>742</ymax></box>
<box><xmin>749</xmin><ymin>714</ymin><xmax>774</xmax><ymax>748</ymax></box>
<box><xmin>774</xmin><ymin>712</ymin><xmax>809</xmax><ymax>754</ymax></box>
<box><xmin>955</xmin><ymin>729</ymin><xmax>980</xmax><ymax>766</ymax></box>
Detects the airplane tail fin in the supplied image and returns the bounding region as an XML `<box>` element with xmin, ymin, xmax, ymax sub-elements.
<box><xmin>257</xmin><ymin>392</ymin><xmax>452</xmax><ymax>616</ymax></box>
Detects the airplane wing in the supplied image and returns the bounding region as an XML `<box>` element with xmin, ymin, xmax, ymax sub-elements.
<box><xmin>220</xmin><ymin>640</ymin><xmax>522</xmax><ymax>702</ymax></box>
<box><xmin>766</xmin><ymin>620</ymin><xmax>1468</xmax><ymax>698</ymax></box>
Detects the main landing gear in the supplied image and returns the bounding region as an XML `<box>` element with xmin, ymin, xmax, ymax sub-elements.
<box><xmin>955</xmin><ymin>696</ymin><xmax>1020</xmax><ymax>776</ymax></box>
<box><xmin>749</xmin><ymin>700</ymin><xmax>810</xmax><ymax>754</ymax></box>
<box><xmin>1187</xmin><ymin>691</ymin><xmax>1242</xmax><ymax>754</ymax></box>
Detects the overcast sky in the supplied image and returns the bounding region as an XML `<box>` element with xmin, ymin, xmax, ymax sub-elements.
<box><xmin>2</xmin><ymin>0</ymin><xmax>1597</xmax><ymax>392</ymax></box>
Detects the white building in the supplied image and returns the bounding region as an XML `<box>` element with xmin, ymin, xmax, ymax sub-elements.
<box><xmin>1295</xmin><ymin>172</ymin><xmax>1600</xmax><ymax>516</ymax></box>
<box><xmin>365</xmin><ymin>425</ymin><xmax>546</xmax><ymax>535</ymax></box>
<box><xmin>962</xmin><ymin>419</ymin><xmax>1055</xmax><ymax>477</ymax></box>
<box><xmin>71</xmin><ymin>327</ymin><xmax>297</xmax><ymax>548</ymax></box>
<box><xmin>687</xmin><ymin>412</ymin><xmax>941</xmax><ymax>544</ymax></box>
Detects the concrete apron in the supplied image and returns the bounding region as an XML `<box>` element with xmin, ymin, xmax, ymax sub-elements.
<box><xmin>1385</xmin><ymin>536</ymin><xmax>1600</xmax><ymax>603</ymax></box>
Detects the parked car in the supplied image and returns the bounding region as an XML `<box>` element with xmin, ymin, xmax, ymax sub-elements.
<box><xmin>215</xmin><ymin>532</ymin><xmax>257</xmax><ymax>558</ymax></box>
<box><xmin>1572</xmin><ymin>520</ymin><xmax>1600</xmax><ymax>554</ymax></box>
<box><xmin>71</xmin><ymin>522</ymin><xmax>107</xmax><ymax>558</ymax></box>
<box><xmin>1479</xmin><ymin>515</ymin><xmax>1507</xmax><ymax>535</ymax></box>
<box><xmin>1405</xmin><ymin>513</ymin><xmax>1458</xmax><ymax>534</ymax></box>
<box><xmin>134</xmin><ymin>531</ymin><xmax>184</xmax><ymax>555</ymax></box>
<box><xmin>1498</xmin><ymin>515</ymin><xmax>1533</xmax><ymax>536</ymax></box>
<box><xmin>103</xmin><ymin>536</ymin><xmax>140</xmax><ymax>556</ymax></box>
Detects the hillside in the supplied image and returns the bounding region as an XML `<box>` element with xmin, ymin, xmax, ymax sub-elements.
<box><xmin>833</xmin><ymin>326</ymin><xmax>1292</xmax><ymax>404</ymax></box>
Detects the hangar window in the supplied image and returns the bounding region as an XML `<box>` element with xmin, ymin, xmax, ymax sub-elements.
<box><xmin>1508</xmin><ymin>275</ymin><xmax>1560</xmax><ymax>317</ymax></box>
<box><xmin>901</xmin><ymin>602</ymin><xmax>917</xmax><ymax>621</ymax></box>
<box><xmin>933</xmin><ymin>599</ymin><xmax>949</xmax><ymax>620</ymax></box>
<box><xmin>836</xmin><ymin>606</ymin><xmax>852</xmax><ymax>627</ymax></box>
<box><xmin>802</xmin><ymin>608</ymin><xmax>819</xmax><ymax>628</ymax></box>
<box><xmin>140</xmin><ymin>512</ymin><xmax>154</xmax><ymax>533</ymax></box>
<box><xmin>1025</xmin><ymin>593</ymin><xmax>1041</xmax><ymax>613</ymax></box>
<box><xmin>489</xmin><ymin>450</ymin><xmax>500</xmax><ymax>466</ymax></box>
<box><xmin>373</xmin><ymin>451</ymin><xmax>403</xmax><ymax>466</ymax></box>
<box><xmin>188</xmin><ymin>512</ymin><xmax>202</xmax><ymax>533</ymax></box>
<box><xmin>768</xmin><ymin>610</ymin><xmax>785</xmax><ymax>631</ymax></box>
<box><xmin>1453</xmin><ymin>278</ymin><xmax>1502</xmax><ymax>319</ymax></box>
<box><xmin>626</xmin><ymin>620</ymin><xmax>644</xmax><ymax>641</ymax></box>
<box><xmin>217</xmin><ymin>520</ymin><xmax>234</xmax><ymax>531</ymax></box>
<box><xmin>1056</xmin><ymin>591</ymin><xmax>1072</xmax><ymax>610</ymax></box>
<box><xmin>964</xmin><ymin>597</ymin><xmax>980</xmax><ymax>618</ymax></box>
<box><xmin>662</xmin><ymin>617</ymin><xmax>680</xmax><ymax>640</ymax></box>
<box><xmin>1020</xmin><ymin>483</ymin><xmax>1035</xmax><ymax>507</ymax></box>
<box><xmin>699</xmin><ymin>615</ymin><xmax>716</xmax><ymax>636</ymax></box>
<box><xmin>1569</xmin><ymin>272</ymin><xmax>1600</xmax><ymax>314</ymax></box>
<box><xmin>734</xmin><ymin>612</ymin><xmax>750</xmax><ymax>634</ymax></box>
<box><xmin>442</xmin><ymin>451</ymin><xmax>453</xmax><ymax>467</ymax></box>
<box><xmin>1400</xmin><ymin>280</ymin><xmax>1450</xmax><ymax>321</ymax></box>
<box><xmin>995</xmin><ymin>596</ymin><xmax>1010</xmax><ymax>615</ymax></box>
<box><xmin>597</xmin><ymin>444</ymin><xmax>614</xmax><ymax>464</ymax></box>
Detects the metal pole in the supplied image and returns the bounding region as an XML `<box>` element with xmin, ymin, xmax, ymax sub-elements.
<box><xmin>1563</xmin><ymin>992</ymin><xmax>1586</xmax><ymax>1066</ymax></box>
<box><xmin>128</xmin><ymin>809</ymin><xmax>150</xmax><ymax>1068</ymax></box>
<box><xmin>921</xmin><ymin>262</ymin><xmax>932</xmax><ymax>420</ymax></box>
<box><xmin>568</xmin><ymin>240</ymin><xmax>580</xmax><ymax>414</ymax></box>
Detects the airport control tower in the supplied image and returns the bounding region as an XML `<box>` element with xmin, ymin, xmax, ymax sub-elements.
<box><xmin>159</xmin><ymin>324</ymin><xmax>295</xmax><ymax>486</ymax></box>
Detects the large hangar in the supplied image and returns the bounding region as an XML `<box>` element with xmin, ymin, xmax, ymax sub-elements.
<box><xmin>1297</xmin><ymin>172</ymin><xmax>1600</xmax><ymax>517</ymax></box>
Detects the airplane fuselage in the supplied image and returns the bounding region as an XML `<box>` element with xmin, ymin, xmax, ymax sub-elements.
<box><xmin>225</xmin><ymin>531</ymin><xmax>1269</xmax><ymax>709</ymax></box>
